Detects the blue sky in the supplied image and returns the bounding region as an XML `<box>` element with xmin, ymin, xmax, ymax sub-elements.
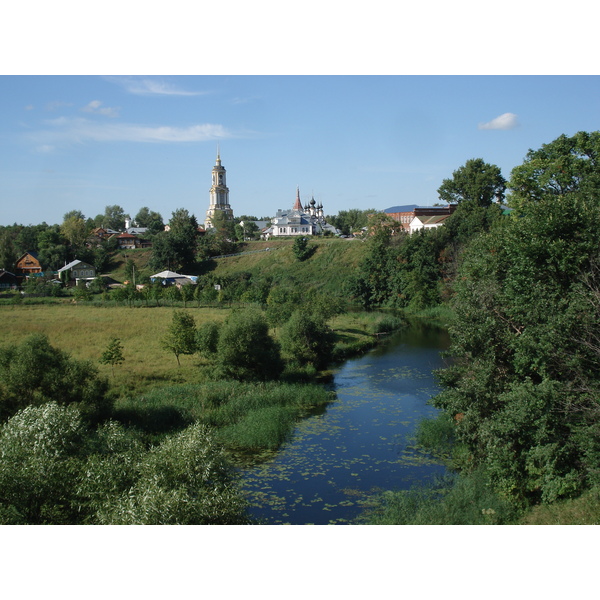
<box><xmin>1</xmin><ymin>75</ymin><xmax>600</xmax><ymax>226</ymax></box>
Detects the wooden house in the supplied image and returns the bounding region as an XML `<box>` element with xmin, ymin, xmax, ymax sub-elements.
<box><xmin>57</xmin><ymin>259</ymin><xmax>96</xmax><ymax>284</ymax></box>
<box><xmin>14</xmin><ymin>251</ymin><xmax>42</xmax><ymax>284</ymax></box>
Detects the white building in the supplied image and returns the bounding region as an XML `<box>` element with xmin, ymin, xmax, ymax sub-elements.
<box><xmin>409</xmin><ymin>213</ymin><xmax>452</xmax><ymax>234</ymax></box>
<box><xmin>263</xmin><ymin>188</ymin><xmax>339</xmax><ymax>238</ymax></box>
<box><xmin>204</xmin><ymin>149</ymin><xmax>234</xmax><ymax>229</ymax></box>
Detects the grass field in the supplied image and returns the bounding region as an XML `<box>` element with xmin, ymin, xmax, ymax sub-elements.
<box><xmin>0</xmin><ymin>303</ymin><xmax>232</xmax><ymax>395</ymax></box>
<box><xmin>0</xmin><ymin>302</ymin><xmax>390</xmax><ymax>397</ymax></box>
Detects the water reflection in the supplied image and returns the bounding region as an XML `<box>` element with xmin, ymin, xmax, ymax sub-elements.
<box><xmin>240</xmin><ymin>321</ymin><xmax>451</xmax><ymax>525</ymax></box>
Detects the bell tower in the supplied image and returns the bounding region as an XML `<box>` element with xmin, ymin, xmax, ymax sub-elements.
<box><xmin>205</xmin><ymin>147</ymin><xmax>233</xmax><ymax>228</ymax></box>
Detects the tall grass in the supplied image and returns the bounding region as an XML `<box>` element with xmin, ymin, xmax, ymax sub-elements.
<box><xmin>114</xmin><ymin>380</ymin><xmax>334</xmax><ymax>452</ymax></box>
<box><xmin>364</xmin><ymin>469</ymin><xmax>520</xmax><ymax>525</ymax></box>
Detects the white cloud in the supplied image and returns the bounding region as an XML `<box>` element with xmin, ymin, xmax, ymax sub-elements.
<box><xmin>27</xmin><ymin>117</ymin><xmax>234</xmax><ymax>149</ymax></box>
<box><xmin>81</xmin><ymin>100</ymin><xmax>120</xmax><ymax>117</ymax></box>
<box><xmin>478</xmin><ymin>112</ymin><xmax>519</xmax><ymax>130</ymax></box>
<box><xmin>106</xmin><ymin>76</ymin><xmax>208</xmax><ymax>96</ymax></box>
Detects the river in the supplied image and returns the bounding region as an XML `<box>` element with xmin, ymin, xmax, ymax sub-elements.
<box><xmin>239</xmin><ymin>320</ymin><xmax>451</xmax><ymax>524</ymax></box>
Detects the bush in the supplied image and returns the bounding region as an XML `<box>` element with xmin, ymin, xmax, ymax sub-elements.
<box><xmin>279</xmin><ymin>310</ymin><xmax>335</xmax><ymax>369</ymax></box>
<box><xmin>0</xmin><ymin>333</ymin><xmax>111</xmax><ymax>423</ymax></box>
<box><xmin>95</xmin><ymin>423</ymin><xmax>250</xmax><ymax>524</ymax></box>
<box><xmin>0</xmin><ymin>403</ymin><xmax>86</xmax><ymax>524</ymax></box>
<box><xmin>196</xmin><ymin>321</ymin><xmax>221</xmax><ymax>358</ymax></box>
<box><xmin>216</xmin><ymin>308</ymin><xmax>283</xmax><ymax>381</ymax></box>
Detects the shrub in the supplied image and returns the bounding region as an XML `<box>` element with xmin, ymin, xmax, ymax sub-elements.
<box><xmin>216</xmin><ymin>308</ymin><xmax>283</xmax><ymax>381</ymax></box>
<box><xmin>95</xmin><ymin>423</ymin><xmax>250</xmax><ymax>524</ymax></box>
<box><xmin>279</xmin><ymin>310</ymin><xmax>335</xmax><ymax>369</ymax></box>
<box><xmin>0</xmin><ymin>333</ymin><xmax>111</xmax><ymax>423</ymax></box>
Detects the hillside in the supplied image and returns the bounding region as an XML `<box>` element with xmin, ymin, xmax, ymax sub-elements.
<box><xmin>106</xmin><ymin>237</ymin><xmax>366</xmax><ymax>297</ymax></box>
<box><xmin>204</xmin><ymin>238</ymin><xmax>364</xmax><ymax>295</ymax></box>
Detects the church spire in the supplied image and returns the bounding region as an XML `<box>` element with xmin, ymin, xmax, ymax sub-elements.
<box><xmin>293</xmin><ymin>186</ymin><xmax>302</xmax><ymax>211</ymax></box>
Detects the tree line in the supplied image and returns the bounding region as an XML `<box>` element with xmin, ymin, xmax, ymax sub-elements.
<box><xmin>366</xmin><ymin>131</ymin><xmax>600</xmax><ymax>523</ymax></box>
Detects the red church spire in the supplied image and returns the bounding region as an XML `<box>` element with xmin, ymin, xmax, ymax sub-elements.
<box><xmin>293</xmin><ymin>186</ymin><xmax>302</xmax><ymax>210</ymax></box>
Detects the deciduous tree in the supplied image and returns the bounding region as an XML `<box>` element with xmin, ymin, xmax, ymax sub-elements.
<box><xmin>437</xmin><ymin>158</ymin><xmax>506</xmax><ymax>207</ymax></box>
<box><xmin>161</xmin><ymin>310</ymin><xmax>197</xmax><ymax>366</ymax></box>
<box><xmin>99</xmin><ymin>338</ymin><xmax>125</xmax><ymax>377</ymax></box>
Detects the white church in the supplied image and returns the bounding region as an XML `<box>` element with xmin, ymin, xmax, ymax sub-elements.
<box><xmin>262</xmin><ymin>187</ymin><xmax>339</xmax><ymax>238</ymax></box>
<box><xmin>203</xmin><ymin>151</ymin><xmax>339</xmax><ymax>237</ymax></box>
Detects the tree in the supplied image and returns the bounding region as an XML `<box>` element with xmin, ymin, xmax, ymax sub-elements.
<box><xmin>161</xmin><ymin>310</ymin><xmax>197</xmax><ymax>366</ymax></box>
<box><xmin>279</xmin><ymin>311</ymin><xmax>335</xmax><ymax>369</ymax></box>
<box><xmin>206</xmin><ymin>210</ymin><xmax>237</xmax><ymax>256</ymax></box>
<box><xmin>99</xmin><ymin>338</ymin><xmax>125</xmax><ymax>377</ymax></box>
<box><xmin>101</xmin><ymin>205</ymin><xmax>127</xmax><ymax>231</ymax></box>
<box><xmin>432</xmin><ymin>132</ymin><xmax>600</xmax><ymax>505</ymax></box>
<box><xmin>150</xmin><ymin>208</ymin><xmax>199</xmax><ymax>272</ymax></box>
<box><xmin>63</xmin><ymin>210</ymin><xmax>86</xmax><ymax>222</ymax></box>
<box><xmin>93</xmin><ymin>423</ymin><xmax>249</xmax><ymax>524</ymax></box>
<box><xmin>0</xmin><ymin>334</ymin><xmax>111</xmax><ymax>423</ymax></box>
<box><xmin>61</xmin><ymin>214</ymin><xmax>88</xmax><ymax>250</ymax></box>
<box><xmin>0</xmin><ymin>406</ymin><xmax>250</xmax><ymax>525</ymax></box>
<box><xmin>292</xmin><ymin>237</ymin><xmax>314</xmax><ymax>261</ymax></box>
<box><xmin>508</xmin><ymin>130</ymin><xmax>600</xmax><ymax>212</ymax></box>
<box><xmin>135</xmin><ymin>207</ymin><xmax>164</xmax><ymax>233</ymax></box>
<box><xmin>437</xmin><ymin>158</ymin><xmax>506</xmax><ymax>207</ymax></box>
<box><xmin>0</xmin><ymin>403</ymin><xmax>86</xmax><ymax>524</ymax></box>
<box><xmin>216</xmin><ymin>308</ymin><xmax>283</xmax><ymax>381</ymax></box>
<box><xmin>327</xmin><ymin>208</ymin><xmax>376</xmax><ymax>236</ymax></box>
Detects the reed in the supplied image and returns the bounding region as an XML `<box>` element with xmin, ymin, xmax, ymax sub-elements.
<box><xmin>114</xmin><ymin>380</ymin><xmax>333</xmax><ymax>451</ymax></box>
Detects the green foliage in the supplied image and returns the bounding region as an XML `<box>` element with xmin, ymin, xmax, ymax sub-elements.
<box><xmin>95</xmin><ymin>423</ymin><xmax>249</xmax><ymax>524</ymax></box>
<box><xmin>366</xmin><ymin>469</ymin><xmax>519</xmax><ymax>525</ymax></box>
<box><xmin>414</xmin><ymin>412</ymin><xmax>456</xmax><ymax>458</ymax></box>
<box><xmin>0</xmin><ymin>403</ymin><xmax>86</xmax><ymax>524</ymax></box>
<box><xmin>433</xmin><ymin>131</ymin><xmax>600</xmax><ymax>506</ymax></box>
<box><xmin>100</xmin><ymin>205</ymin><xmax>127</xmax><ymax>231</ymax></box>
<box><xmin>265</xmin><ymin>284</ymin><xmax>302</xmax><ymax>327</ymax></box>
<box><xmin>149</xmin><ymin>208</ymin><xmax>199</xmax><ymax>272</ymax></box>
<box><xmin>216</xmin><ymin>308</ymin><xmax>284</xmax><ymax>381</ymax></box>
<box><xmin>134</xmin><ymin>206</ymin><xmax>164</xmax><ymax>233</ymax></box>
<box><xmin>195</xmin><ymin>321</ymin><xmax>221</xmax><ymax>358</ymax></box>
<box><xmin>327</xmin><ymin>208</ymin><xmax>375</xmax><ymax>236</ymax></box>
<box><xmin>437</xmin><ymin>158</ymin><xmax>506</xmax><ymax>207</ymax></box>
<box><xmin>279</xmin><ymin>310</ymin><xmax>335</xmax><ymax>369</ymax></box>
<box><xmin>0</xmin><ymin>404</ymin><xmax>250</xmax><ymax>524</ymax></box>
<box><xmin>292</xmin><ymin>236</ymin><xmax>314</xmax><ymax>261</ymax></box>
<box><xmin>161</xmin><ymin>310</ymin><xmax>197</xmax><ymax>366</ymax></box>
<box><xmin>99</xmin><ymin>337</ymin><xmax>125</xmax><ymax>376</ymax></box>
<box><xmin>61</xmin><ymin>214</ymin><xmax>88</xmax><ymax>249</ymax></box>
<box><xmin>508</xmin><ymin>131</ymin><xmax>600</xmax><ymax>211</ymax></box>
<box><xmin>0</xmin><ymin>333</ymin><xmax>111</xmax><ymax>423</ymax></box>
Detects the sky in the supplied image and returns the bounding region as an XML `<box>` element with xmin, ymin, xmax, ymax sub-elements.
<box><xmin>2</xmin><ymin>74</ymin><xmax>600</xmax><ymax>227</ymax></box>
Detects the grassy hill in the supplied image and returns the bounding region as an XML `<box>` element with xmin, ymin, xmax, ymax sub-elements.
<box><xmin>106</xmin><ymin>237</ymin><xmax>366</xmax><ymax>297</ymax></box>
<box><xmin>204</xmin><ymin>238</ymin><xmax>364</xmax><ymax>295</ymax></box>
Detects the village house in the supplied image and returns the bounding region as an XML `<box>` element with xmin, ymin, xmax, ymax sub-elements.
<box><xmin>0</xmin><ymin>270</ymin><xmax>18</xmax><ymax>290</ymax></box>
<box><xmin>14</xmin><ymin>251</ymin><xmax>43</xmax><ymax>284</ymax></box>
<box><xmin>57</xmin><ymin>259</ymin><xmax>96</xmax><ymax>284</ymax></box>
